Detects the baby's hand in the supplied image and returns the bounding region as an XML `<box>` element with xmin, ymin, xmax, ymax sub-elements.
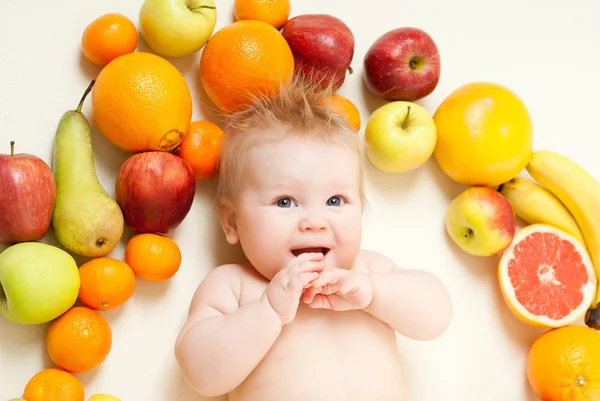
<box><xmin>263</xmin><ymin>252</ymin><xmax>325</xmax><ymax>325</ymax></box>
<box><xmin>302</xmin><ymin>268</ymin><xmax>374</xmax><ymax>311</ymax></box>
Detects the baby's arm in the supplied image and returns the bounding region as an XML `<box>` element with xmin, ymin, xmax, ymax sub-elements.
<box><xmin>174</xmin><ymin>264</ymin><xmax>283</xmax><ymax>397</ymax></box>
<box><xmin>362</xmin><ymin>250</ymin><xmax>452</xmax><ymax>341</ymax></box>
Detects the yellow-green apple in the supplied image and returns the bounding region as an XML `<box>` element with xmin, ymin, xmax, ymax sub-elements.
<box><xmin>0</xmin><ymin>141</ymin><xmax>56</xmax><ymax>245</ymax></box>
<box><xmin>282</xmin><ymin>14</ymin><xmax>354</xmax><ymax>91</ymax></box>
<box><xmin>139</xmin><ymin>0</ymin><xmax>217</xmax><ymax>58</ymax></box>
<box><xmin>364</xmin><ymin>101</ymin><xmax>437</xmax><ymax>173</ymax></box>
<box><xmin>364</xmin><ymin>27</ymin><xmax>440</xmax><ymax>101</ymax></box>
<box><xmin>0</xmin><ymin>242</ymin><xmax>80</xmax><ymax>325</ymax></box>
<box><xmin>445</xmin><ymin>187</ymin><xmax>516</xmax><ymax>257</ymax></box>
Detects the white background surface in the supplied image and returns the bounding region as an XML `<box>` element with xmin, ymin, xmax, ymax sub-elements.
<box><xmin>1</xmin><ymin>0</ymin><xmax>599</xmax><ymax>400</ymax></box>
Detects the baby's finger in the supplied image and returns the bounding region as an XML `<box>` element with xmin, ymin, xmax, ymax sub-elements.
<box><xmin>295</xmin><ymin>259</ymin><xmax>326</xmax><ymax>274</ymax></box>
<box><xmin>290</xmin><ymin>272</ymin><xmax>319</xmax><ymax>292</ymax></box>
<box><xmin>302</xmin><ymin>286</ymin><xmax>322</xmax><ymax>303</ymax></box>
<box><xmin>294</xmin><ymin>252</ymin><xmax>324</xmax><ymax>263</ymax></box>
<box><xmin>311</xmin><ymin>268</ymin><xmax>343</xmax><ymax>288</ymax></box>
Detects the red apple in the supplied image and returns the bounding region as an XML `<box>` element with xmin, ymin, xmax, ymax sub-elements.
<box><xmin>116</xmin><ymin>151</ymin><xmax>195</xmax><ymax>234</ymax></box>
<box><xmin>282</xmin><ymin>14</ymin><xmax>354</xmax><ymax>91</ymax></box>
<box><xmin>0</xmin><ymin>141</ymin><xmax>56</xmax><ymax>244</ymax></box>
<box><xmin>364</xmin><ymin>27</ymin><xmax>441</xmax><ymax>101</ymax></box>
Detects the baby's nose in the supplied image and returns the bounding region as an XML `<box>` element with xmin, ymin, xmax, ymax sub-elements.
<box><xmin>299</xmin><ymin>215</ymin><xmax>328</xmax><ymax>231</ymax></box>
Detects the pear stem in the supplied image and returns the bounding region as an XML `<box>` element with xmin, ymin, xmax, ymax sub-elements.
<box><xmin>10</xmin><ymin>141</ymin><xmax>14</xmax><ymax>156</ymax></box>
<box><xmin>401</xmin><ymin>106</ymin><xmax>411</xmax><ymax>129</ymax></box>
<box><xmin>189</xmin><ymin>5</ymin><xmax>216</xmax><ymax>11</ymax></box>
<box><xmin>76</xmin><ymin>80</ymin><xmax>96</xmax><ymax>114</ymax></box>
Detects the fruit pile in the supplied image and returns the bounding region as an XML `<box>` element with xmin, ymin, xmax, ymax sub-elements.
<box><xmin>1</xmin><ymin>0</ymin><xmax>599</xmax><ymax>400</ymax></box>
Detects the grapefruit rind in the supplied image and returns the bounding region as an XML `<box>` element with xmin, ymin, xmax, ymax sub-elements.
<box><xmin>498</xmin><ymin>224</ymin><xmax>597</xmax><ymax>328</ymax></box>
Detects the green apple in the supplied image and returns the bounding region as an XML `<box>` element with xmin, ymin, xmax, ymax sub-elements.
<box><xmin>364</xmin><ymin>101</ymin><xmax>437</xmax><ymax>173</ymax></box>
<box><xmin>139</xmin><ymin>0</ymin><xmax>217</xmax><ymax>58</ymax></box>
<box><xmin>0</xmin><ymin>242</ymin><xmax>80</xmax><ymax>325</ymax></box>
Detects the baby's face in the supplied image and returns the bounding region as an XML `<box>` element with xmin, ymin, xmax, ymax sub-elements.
<box><xmin>230</xmin><ymin>136</ymin><xmax>363</xmax><ymax>280</ymax></box>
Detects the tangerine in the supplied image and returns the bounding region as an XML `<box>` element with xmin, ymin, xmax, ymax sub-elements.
<box><xmin>199</xmin><ymin>20</ymin><xmax>295</xmax><ymax>113</ymax></box>
<box><xmin>174</xmin><ymin>120</ymin><xmax>224</xmax><ymax>180</ymax></box>
<box><xmin>78</xmin><ymin>257</ymin><xmax>136</xmax><ymax>311</ymax></box>
<box><xmin>46</xmin><ymin>307</ymin><xmax>112</xmax><ymax>374</ymax></box>
<box><xmin>92</xmin><ymin>52</ymin><xmax>192</xmax><ymax>153</ymax></box>
<box><xmin>233</xmin><ymin>0</ymin><xmax>291</xmax><ymax>30</ymax></box>
<box><xmin>315</xmin><ymin>95</ymin><xmax>361</xmax><ymax>131</ymax></box>
<box><xmin>125</xmin><ymin>233</ymin><xmax>182</xmax><ymax>282</ymax></box>
<box><xmin>81</xmin><ymin>13</ymin><xmax>138</xmax><ymax>66</ymax></box>
<box><xmin>22</xmin><ymin>368</ymin><xmax>84</xmax><ymax>401</ymax></box>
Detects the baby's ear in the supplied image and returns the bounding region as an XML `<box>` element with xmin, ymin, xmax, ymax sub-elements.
<box><xmin>218</xmin><ymin>197</ymin><xmax>239</xmax><ymax>245</ymax></box>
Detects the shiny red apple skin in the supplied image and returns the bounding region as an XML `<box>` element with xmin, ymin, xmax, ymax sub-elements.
<box><xmin>0</xmin><ymin>142</ymin><xmax>56</xmax><ymax>244</ymax></box>
<box><xmin>116</xmin><ymin>151</ymin><xmax>195</xmax><ymax>234</ymax></box>
<box><xmin>282</xmin><ymin>14</ymin><xmax>355</xmax><ymax>91</ymax></box>
<box><xmin>364</xmin><ymin>27</ymin><xmax>441</xmax><ymax>101</ymax></box>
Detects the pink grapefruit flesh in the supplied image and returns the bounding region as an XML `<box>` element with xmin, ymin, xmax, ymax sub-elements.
<box><xmin>498</xmin><ymin>224</ymin><xmax>596</xmax><ymax>328</ymax></box>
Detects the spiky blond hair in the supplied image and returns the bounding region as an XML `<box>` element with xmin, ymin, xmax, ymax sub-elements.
<box><xmin>215</xmin><ymin>74</ymin><xmax>367</xmax><ymax>209</ymax></box>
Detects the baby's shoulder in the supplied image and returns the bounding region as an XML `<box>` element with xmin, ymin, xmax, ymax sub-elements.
<box><xmin>356</xmin><ymin>249</ymin><xmax>400</xmax><ymax>273</ymax></box>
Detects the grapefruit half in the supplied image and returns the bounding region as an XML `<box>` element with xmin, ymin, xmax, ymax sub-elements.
<box><xmin>498</xmin><ymin>224</ymin><xmax>597</xmax><ymax>328</ymax></box>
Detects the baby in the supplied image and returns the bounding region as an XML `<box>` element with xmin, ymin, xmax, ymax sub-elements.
<box><xmin>174</xmin><ymin>76</ymin><xmax>453</xmax><ymax>401</ymax></box>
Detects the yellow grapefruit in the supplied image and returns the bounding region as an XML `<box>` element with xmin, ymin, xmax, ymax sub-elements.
<box><xmin>498</xmin><ymin>224</ymin><xmax>596</xmax><ymax>328</ymax></box>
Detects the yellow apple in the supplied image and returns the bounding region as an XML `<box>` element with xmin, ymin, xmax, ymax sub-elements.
<box><xmin>88</xmin><ymin>394</ymin><xmax>121</xmax><ymax>401</ymax></box>
<box><xmin>139</xmin><ymin>0</ymin><xmax>217</xmax><ymax>58</ymax></box>
<box><xmin>364</xmin><ymin>101</ymin><xmax>437</xmax><ymax>173</ymax></box>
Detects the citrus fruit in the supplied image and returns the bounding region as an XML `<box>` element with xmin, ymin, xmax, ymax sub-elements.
<box><xmin>234</xmin><ymin>0</ymin><xmax>291</xmax><ymax>30</ymax></box>
<box><xmin>315</xmin><ymin>95</ymin><xmax>361</xmax><ymax>131</ymax></box>
<box><xmin>46</xmin><ymin>307</ymin><xmax>112</xmax><ymax>373</ymax></box>
<box><xmin>527</xmin><ymin>325</ymin><xmax>600</xmax><ymax>400</ymax></box>
<box><xmin>174</xmin><ymin>120</ymin><xmax>224</xmax><ymax>180</ymax></box>
<box><xmin>433</xmin><ymin>82</ymin><xmax>533</xmax><ymax>187</ymax></box>
<box><xmin>88</xmin><ymin>394</ymin><xmax>121</xmax><ymax>401</ymax></box>
<box><xmin>81</xmin><ymin>13</ymin><xmax>138</xmax><ymax>66</ymax></box>
<box><xmin>498</xmin><ymin>224</ymin><xmax>597</xmax><ymax>328</ymax></box>
<box><xmin>125</xmin><ymin>233</ymin><xmax>182</xmax><ymax>282</ymax></box>
<box><xmin>92</xmin><ymin>52</ymin><xmax>192</xmax><ymax>153</ymax></box>
<box><xmin>22</xmin><ymin>368</ymin><xmax>84</xmax><ymax>401</ymax></box>
<box><xmin>78</xmin><ymin>257</ymin><xmax>136</xmax><ymax>311</ymax></box>
<box><xmin>199</xmin><ymin>20</ymin><xmax>295</xmax><ymax>113</ymax></box>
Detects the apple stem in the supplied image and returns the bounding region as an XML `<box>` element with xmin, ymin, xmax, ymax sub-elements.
<box><xmin>10</xmin><ymin>141</ymin><xmax>14</xmax><ymax>156</ymax></box>
<box><xmin>347</xmin><ymin>66</ymin><xmax>354</xmax><ymax>74</ymax></box>
<box><xmin>76</xmin><ymin>80</ymin><xmax>96</xmax><ymax>114</ymax></box>
<box><xmin>401</xmin><ymin>106</ymin><xmax>411</xmax><ymax>129</ymax></box>
<box><xmin>189</xmin><ymin>5</ymin><xmax>216</xmax><ymax>11</ymax></box>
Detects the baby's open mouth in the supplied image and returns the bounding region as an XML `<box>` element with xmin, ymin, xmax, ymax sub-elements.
<box><xmin>291</xmin><ymin>247</ymin><xmax>330</xmax><ymax>257</ymax></box>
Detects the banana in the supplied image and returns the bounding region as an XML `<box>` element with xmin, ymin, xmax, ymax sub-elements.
<box><xmin>525</xmin><ymin>150</ymin><xmax>600</xmax><ymax>330</ymax></box>
<box><xmin>498</xmin><ymin>177</ymin><xmax>585</xmax><ymax>244</ymax></box>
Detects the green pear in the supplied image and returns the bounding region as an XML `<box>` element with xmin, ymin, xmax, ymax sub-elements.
<box><xmin>51</xmin><ymin>80</ymin><xmax>124</xmax><ymax>257</ymax></box>
<box><xmin>0</xmin><ymin>242</ymin><xmax>80</xmax><ymax>325</ymax></box>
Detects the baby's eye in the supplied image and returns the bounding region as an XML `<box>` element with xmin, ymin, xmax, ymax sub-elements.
<box><xmin>276</xmin><ymin>197</ymin><xmax>297</xmax><ymax>208</ymax></box>
<box><xmin>326</xmin><ymin>196</ymin><xmax>345</xmax><ymax>207</ymax></box>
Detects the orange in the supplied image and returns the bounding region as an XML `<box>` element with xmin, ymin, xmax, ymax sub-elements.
<box><xmin>92</xmin><ymin>52</ymin><xmax>192</xmax><ymax>153</ymax></box>
<box><xmin>200</xmin><ymin>20</ymin><xmax>295</xmax><ymax>113</ymax></box>
<box><xmin>125</xmin><ymin>233</ymin><xmax>182</xmax><ymax>282</ymax></box>
<box><xmin>81</xmin><ymin>13</ymin><xmax>138</xmax><ymax>66</ymax></box>
<box><xmin>23</xmin><ymin>368</ymin><xmax>84</xmax><ymax>401</ymax></box>
<box><xmin>527</xmin><ymin>325</ymin><xmax>600</xmax><ymax>400</ymax></box>
<box><xmin>433</xmin><ymin>82</ymin><xmax>533</xmax><ymax>187</ymax></box>
<box><xmin>234</xmin><ymin>0</ymin><xmax>291</xmax><ymax>30</ymax></box>
<box><xmin>316</xmin><ymin>95</ymin><xmax>361</xmax><ymax>131</ymax></box>
<box><xmin>498</xmin><ymin>224</ymin><xmax>597</xmax><ymax>328</ymax></box>
<box><xmin>78</xmin><ymin>257</ymin><xmax>136</xmax><ymax>311</ymax></box>
<box><xmin>174</xmin><ymin>120</ymin><xmax>224</xmax><ymax>180</ymax></box>
<box><xmin>46</xmin><ymin>307</ymin><xmax>112</xmax><ymax>374</ymax></box>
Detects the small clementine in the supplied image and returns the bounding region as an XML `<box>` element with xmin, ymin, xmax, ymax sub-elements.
<box><xmin>125</xmin><ymin>233</ymin><xmax>182</xmax><ymax>282</ymax></box>
<box><xmin>316</xmin><ymin>95</ymin><xmax>361</xmax><ymax>131</ymax></box>
<box><xmin>78</xmin><ymin>257</ymin><xmax>136</xmax><ymax>311</ymax></box>
<box><xmin>46</xmin><ymin>307</ymin><xmax>112</xmax><ymax>374</ymax></box>
<box><xmin>23</xmin><ymin>368</ymin><xmax>84</xmax><ymax>401</ymax></box>
<box><xmin>174</xmin><ymin>120</ymin><xmax>224</xmax><ymax>180</ymax></box>
<box><xmin>81</xmin><ymin>13</ymin><xmax>138</xmax><ymax>66</ymax></box>
<box><xmin>234</xmin><ymin>0</ymin><xmax>291</xmax><ymax>30</ymax></box>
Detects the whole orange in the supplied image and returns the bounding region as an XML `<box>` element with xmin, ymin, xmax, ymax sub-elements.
<box><xmin>92</xmin><ymin>52</ymin><xmax>192</xmax><ymax>153</ymax></box>
<box><xmin>125</xmin><ymin>233</ymin><xmax>182</xmax><ymax>282</ymax></box>
<box><xmin>527</xmin><ymin>325</ymin><xmax>600</xmax><ymax>400</ymax></box>
<box><xmin>78</xmin><ymin>257</ymin><xmax>136</xmax><ymax>311</ymax></box>
<box><xmin>174</xmin><ymin>120</ymin><xmax>224</xmax><ymax>180</ymax></box>
<box><xmin>46</xmin><ymin>307</ymin><xmax>112</xmax><ymax>374</ymax></box>
<box><xmin>200</xmin><ymin>20</ymin><xmax>295</xmax><ymax>113</ymax></box>
<box><xmin>315</xmin><ymin>95</ymin><xmax>361</xmax><ymax>131</ymax></box>
<box><xmin>234</xmin><ymin>0</ymin><xmax>291</xmax><ymax>30</ymax></box>
<box><xmin>23</xmin><ymin>368</ymin><xmax>84</xmax><ymax>401</ymax></box>
<box><xmin>81</xmin><ymin>13</ymin><xmax>138</xmax><ymax>66</ymax></box>
<box><xmin>433</xmin><ymin>82</ymin><xmax>533</xmax><ymax>187</ymax></box>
